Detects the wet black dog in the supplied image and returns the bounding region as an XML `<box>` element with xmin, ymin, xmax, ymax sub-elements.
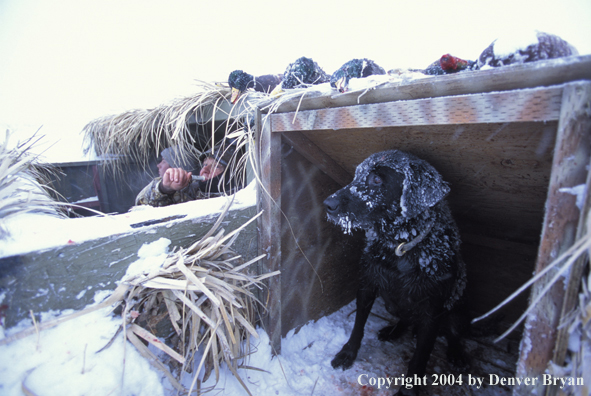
<box><xmin>324</xmin><ymin>150</ymin><xmax>468</xmax><ymax>396</ymax></box>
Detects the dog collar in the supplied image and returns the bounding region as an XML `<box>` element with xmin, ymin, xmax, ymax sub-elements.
<box><xmin>395</xmin><ymin>211</ymin><xmax>437</xmax><ymax>257</ymax></box>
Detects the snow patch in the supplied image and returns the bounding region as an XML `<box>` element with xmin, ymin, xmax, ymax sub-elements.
<box><xmin>493</xmin><ymin>30</ymin><xmax>540</xmax><ymax>59</ymax></box>
<box><xmin>559</xmin><ymin>184</ymin><xmax>587</xmax><ymax>210</ymax></box>
<box><xmin>0</xmin><ymin>180</ymin><xmax>257</xmax><ymax>259</ymax></box>
<box><xmin>0</xmin><ymin>306</ymin><xmax>165</xmax><ymax>396</ymax></box>
<box><xmin>124</xmin><ymin>238</ymin><xmax>171</xmax><ymax>280</ymax></box>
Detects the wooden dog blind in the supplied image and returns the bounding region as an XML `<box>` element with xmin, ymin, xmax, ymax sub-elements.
<box><xmin>256</xmin><ymin>55</ymin><xmax>591</xmax><ymax>395</ymax></box>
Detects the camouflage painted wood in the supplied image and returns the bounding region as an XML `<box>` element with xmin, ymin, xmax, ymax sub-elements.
<box><xmin>0</xmin><ymin>206</ymin><xmax>258</xmax><ymax>328</ymax></box>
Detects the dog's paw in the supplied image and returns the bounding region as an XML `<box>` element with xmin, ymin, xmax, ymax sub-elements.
<box><xmin>331</xmin><ymin>347</ymin><xmax>357</xmax><ymax>370</ymax></box>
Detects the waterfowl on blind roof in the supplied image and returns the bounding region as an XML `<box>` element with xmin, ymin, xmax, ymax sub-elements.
<box><xmin>422</xmin><ymin>54</ymin><xmax>476</xmax><ymax>75</ymax></box>
<box><xmin>227</xmin><ymin>70</ymin><xmax>282</xmax><ymax>103</ymax></box>
<box><xmin>270</xmin><ymin>56</ymin><xmax>331</xmax><ymax>96</ymax></box>
<box><xmin>476</xmin><ymin>31</ymin><xmax>578</xmax><ymax>69</ymax></box>
<box><xmin>330</xmin><ymin>58</ymin><xmax>386</xmax><ymax>93</ymax></box>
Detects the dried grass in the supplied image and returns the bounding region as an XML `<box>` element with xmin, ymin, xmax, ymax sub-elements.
<box><xmin>473</xmin><ymin>209</ymin><xmax>591</xmax><ymax>395</ymax></box>
<box><xmin>0</xmin><ymin>203</ymin><xmax>278</xmax><ymax>395</ymax></box>
<box><xmin>0</xmin><ymin>130</ymin><xmax>67</xmax><ymax>237</ymax></box>
<box><xmin>81</xmin><ymin>80</ymin><xmax>315</xmax><ymax>183</ymax></box>
<box><xmin>83</xmin><ymin>82</ymin><xmax>243</xmax><ymax>173</ymax></box>
<box><xmin>120</xmin><ymin>204</ymin><xmax>277</xmax><ymax>395</ymax></box>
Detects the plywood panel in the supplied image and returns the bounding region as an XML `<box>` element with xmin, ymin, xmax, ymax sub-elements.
<box><xmin>303</xmin><ymin>122</ymin><xmax>556</xmax><ymax>243</ymax></box>
<box><xmin>280</xmin><ymin>143</ymin><xmax>364</xmax><ymax>336</ymax></box>
<box><xmin>271</xmin><ymin>86</ymin><xmax>563</xmax><ymax>131</ymax></box>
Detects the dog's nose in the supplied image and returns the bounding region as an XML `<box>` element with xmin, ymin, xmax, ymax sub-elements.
<box><xmin>324</xmin><ymin>196</ymin><xmax>340</xmax><ymax>214</ymax></box>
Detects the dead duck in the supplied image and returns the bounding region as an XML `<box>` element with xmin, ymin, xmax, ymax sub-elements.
<box><xmin>330</xmin><ymin>58</ymin><xmax>386</xmax><ymax>93</ymax></box>
<box><xmin>227</xmin><ymin>70</ymin><xmax>282</xmax><ymax>103</ymax></box>
<box><xmin>270</xmin><ymin>56</ymin><xmax>331</xmax><ymax>95</ymax></box>
<box><xmin>422</xmin><ymin>54</ymin><xmax>475</xmax><ymax>75</ymax></box>
<box><xmin>476</xmin><ymin>30</ymin><xmax>578</xmax><ymax>69</ymax></box>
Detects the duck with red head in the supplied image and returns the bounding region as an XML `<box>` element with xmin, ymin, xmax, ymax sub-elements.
<box><xmin>423</xmin><ymin>54</ymin><xmax>475</xmax><ymax>75</ymax></box>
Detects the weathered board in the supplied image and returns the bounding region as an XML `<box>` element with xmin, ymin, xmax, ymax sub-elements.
<box><xmin>515</xmin><ymin>82</ymin><xmax>591</xmax><ymax>396</ymax></box>
<box><xmin>0</xmin><ymin>205</ymin><xmax>258</xmax><ymax>328</ymax></box>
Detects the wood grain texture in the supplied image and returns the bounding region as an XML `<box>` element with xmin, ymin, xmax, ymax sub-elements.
<box><xmin>271</xmin><ymin>86</ymin><xmax>563</xmax><ymax>131</ymax></box>
<box><xmin>515</xmin><ymin>81</ymin><xmax>591</xmax><ymax>396</ymax></box>
<box><xmin>281</xmin><ymin>131</ymin><xmax>352</xmax><ymax>187</ymax></box>
<box><xmin>256</xmin><ymin>109</ymin><xmax>284</xmax><ymax>352</ymax></box>
<box><xmin>301</xmin><ymin>121</ymin><xmax>557</xmax><ymax>244</ymax></box>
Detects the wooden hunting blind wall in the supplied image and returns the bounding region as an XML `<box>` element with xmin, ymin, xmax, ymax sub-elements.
<box><xmin>256</xmin><ymin>55</ymin><xmax>591</xmax><ymax>395</ymax></box>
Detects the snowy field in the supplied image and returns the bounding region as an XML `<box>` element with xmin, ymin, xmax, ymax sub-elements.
<box><xmin>0</xmin><ymin>287</ymin><xmax>518</xmax><ymax>396</ymax></box>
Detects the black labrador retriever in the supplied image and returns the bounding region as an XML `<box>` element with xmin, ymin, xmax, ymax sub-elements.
<box><xmin>324</xmin><ymin>150</ymin><xmax>469</xmax><ymax>395</ymax></box>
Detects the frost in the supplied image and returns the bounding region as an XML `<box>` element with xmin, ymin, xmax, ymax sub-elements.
<box><xmin>559</xmin><ymin>184</ymin><xmax>586</xmax><ymax>210</ymax></box>
<box><xmin>124</xmin><ymin>238</ymin><xmax>171</xmax><ymax>280</ymax></box>
<box><xmin>337</xmin><ymin>215</ymin><xmax>353</xmax><ymax>235</ymax></box>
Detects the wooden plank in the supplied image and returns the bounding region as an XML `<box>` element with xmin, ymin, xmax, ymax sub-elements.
<box><xmin>548</xmin><ymin>170</ymin><xmax>591</xmax><ymax>396</ymax></box>
<box><xmin>0</xmin><ymin>205</ymin><xmax>259</xmax><ymax>328</ymax></box>
<box><xmin>281</xmin><ymin>131</ymin><xmax>352</xmax><ymax>187</ymax></box>
<box><xmin>269</xmin><ymin>55</ymin><xmax>591</xmax><ymax>114</ymax></box>
<box><xmin>271</xmin><ymin>85</ymin><xmax>564</xmax><ymax>132</ymax></box>
<box><xmin>515</xmin><ymin>81</ymin><xmax>591</xmax><ymax>395</ymax></box>
<box><xmin>548</xmin><ymin>85</ymin><xmax>591</xmax><ymax>396</ymax></box>
<box><xmin>256</xmin><ymin>109</ymin><xmax>283</xmax><ymax>353</ymax></box>
<box><xmin>301</xmin><ymin>121</ymin><xmax>557</xmax><ymax>245</ymax></box>
<box><xmin>279</xmin><ymin>147</ymin><xmax>363</xmax><ymax>336</ymax></box>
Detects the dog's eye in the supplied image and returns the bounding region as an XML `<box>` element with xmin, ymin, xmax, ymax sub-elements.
<box><xmin>368</xmin><ymin>173</ymin><xmax>382</xmax><ymax>187</ymax></box>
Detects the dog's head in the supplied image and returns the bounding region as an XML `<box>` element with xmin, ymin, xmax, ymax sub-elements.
<box><xmin>324</xmin><ymin>150</ymin><xmax>450</xmax><ymax>233</ymax></box>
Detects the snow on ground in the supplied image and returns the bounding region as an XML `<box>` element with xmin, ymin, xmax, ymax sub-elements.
<box><xmin>0</xmin><ymin>297</ymin><xmax>166</xmax><ymax>396</ymax></box>
<box><xmin>1</xmin><ymin>289</ymin><xmax>517</xmax><ymax>396</ymax></box>
<box><xmin>203</xmin><ymin>298</ymin><xmax>517</xmax><ymax>396</ymax></box>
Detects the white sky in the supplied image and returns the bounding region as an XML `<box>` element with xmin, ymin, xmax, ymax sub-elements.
<box><xmin>1</xmin><ymin>0</ymin><xmax>590</xmax><ymax>162</ymax></box>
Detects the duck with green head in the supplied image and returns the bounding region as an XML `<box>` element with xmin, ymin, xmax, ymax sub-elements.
<box><xmin>227</xmin><ymin>70</ymin><xmax>282</xmax><ymax>103</ymax></box>
<box><xmin>330</xmin><ymin>58</ymin><xmax>386</xmax><ymax>93</ymax></box>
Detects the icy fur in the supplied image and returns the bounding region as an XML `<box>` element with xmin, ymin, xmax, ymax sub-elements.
<box><xmin>325</xmin><ymin>150</ymin><xmax>466</xmax><ymax>310</ymax></box>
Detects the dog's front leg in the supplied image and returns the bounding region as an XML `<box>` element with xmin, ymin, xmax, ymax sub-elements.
<box><xmin>396</xmin><ymin>320</ymin><xmax>440</xmax><ymax>396</ymax></box>
<box><xmin>331</xmin><ymin>285</ymin><xmax>376</xmax><ymax>370</ymax></box>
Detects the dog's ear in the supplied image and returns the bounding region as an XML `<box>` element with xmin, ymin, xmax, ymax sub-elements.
<box><xmin>400</xmin><ymin>159</ymin><xmax>450</xmax><ymax>218</ymax></box>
